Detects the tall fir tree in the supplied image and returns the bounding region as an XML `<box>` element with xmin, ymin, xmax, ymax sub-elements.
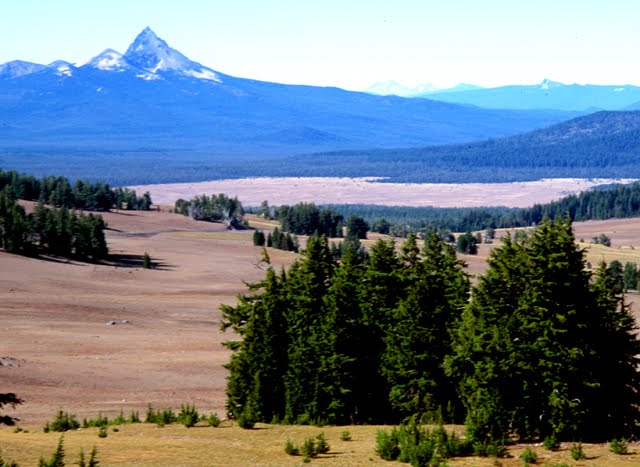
<box><xmin>383</xmin><ymin>232</ymin><xmax>469</xmax><ymax>422</ymax></box>
<box><xmin>446</xmin><ymin>218</ymin><xmax>640</xmax><ymax>445</ymax></box>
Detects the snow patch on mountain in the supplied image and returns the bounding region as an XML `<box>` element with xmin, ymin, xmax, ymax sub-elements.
<box><xmin>136</xmin><ymin>72</ymin><xmax>162</xmax><ymax>81</ymax></box>
<box><xmin>184</xmin><ymin>68</ymin><xmax>219</xmax><ymax>81</ymax></box>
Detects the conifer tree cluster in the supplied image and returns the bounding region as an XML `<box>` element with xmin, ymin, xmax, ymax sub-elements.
<box><xmin>446</xmin><ymin>218</ymin><xmax>640</xmax><ymax>446</ymax></box>
<box><xmin>0</xmin><ymin>188</ymin><xmax>108</xmax><ymax>261</ymax></box>
<box><xmin>276</xmin><ymin>203</ymin><xmax>346</xmax><ymax>237</ymax></box>
<box><xmin>266</xmin><ymin>227</ymin><xmax>299</xmax><ymax>252</ymax></box>
<box><xmin>0</xmin><ymin>170</ymin><xmax>152</xmax><ymax>211</ymax></box>
<box><xmin>175</xmin><ymin>193</ymin><xmax>244</xmax><ymax>228</ymax></box>
<box><xmin>223</xmin><ymin>218</ymin><xmax>640</xmax><ymax>444</ymax></box>
<box><xmin>222</xmin><ymin>232</ymin><xmax>469</xmax><ymax>425</ymax></box>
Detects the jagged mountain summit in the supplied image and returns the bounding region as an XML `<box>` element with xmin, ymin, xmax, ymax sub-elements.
<box><xmin>1</xmin><ymin>27</ymin><xmax>220</xmax><ymax>83</ymax></box>
<box><xmin>122</xmin><ymin>27</ymin><xmax>220</xmax><ymax>81</ymax></box>
<box><xmin>0</xmin><ymin>28</ymin><xmax>579</xmax><ymax>184</ymax></box>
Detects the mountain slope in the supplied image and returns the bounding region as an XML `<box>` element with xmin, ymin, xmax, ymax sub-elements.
<box><xmin>0</xmin><ymin>27</ymin><xmax>577</xmax><ymax>179</ymax></box>
<box><xmin>0</xmin><ymin>60</ymin><xmax>46</xmax><ymax>79</ymax></box>
<box><xmin>421</xmin><ymin>80</ymin><xmax>640</xmax><ymax>111</ymax></box>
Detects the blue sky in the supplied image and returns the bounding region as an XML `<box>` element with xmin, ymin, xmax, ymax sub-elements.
<box><xmin>2</xmin><ymin>0</ymin><xmax>639</xmax><ymax>90</ymax></box>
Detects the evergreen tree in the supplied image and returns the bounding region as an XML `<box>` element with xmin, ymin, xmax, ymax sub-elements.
<box><xmin>355</xmin><ymin>239</ymin><xmax>403</xmax><ymax>422</ymax></box>
<box><xmin>607</xmin><ymin>260</ymin><xmax>624</xmax><ymax>289</ymax></box>
<box><xmin>253</xmin><ymin>229</ymin><xmax>266</xmax><ymax>247</ymax></box>
<box><xmin>0</xmin><ymin>187</ymin><xmax>30</xmax><ymax>253</ymax></box>
<box><xmin>623</xmin><ymin>262</ymin><xmax>638</xmax><ymax>291</ymax></box>
<box><xmin>319</xmin><ymin>242</ymin><xmax>366</xmax><ymax>423</ymax></box>
<box><xmin>447</xmin><ymin>218</ymin><xmax>640</xmax><ymax>445</ymax></box>
<box><xmin>456</xmin><ymin>231</ymin><xmax>478</xmax><ymax>254</ymax></box>
<box><xmin>383</xmin><ymin>232</ymin><xmax>469</xmax><ymax>422</ymax></box>
<box><xmin>346</xmin><ymin>215</ymin><xmax>369</xmax><ymax>240</ymax></box>
<box><xmin>222</xmin><ymin>267</ymin><xmax>289</xmax><ymax>422</ymax></box>
<box><xmin>283</xmin><ymin>236</ymin><xmax>334</xmax><ymax>422</ymax></box>
<box><xmin>587</xmin><ymin>263</ymin><xmax>640</xmax><ymax>439</ymax></box>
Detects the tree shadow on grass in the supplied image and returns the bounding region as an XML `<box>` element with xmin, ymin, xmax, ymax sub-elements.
<box><xmin>105</xmin><ymin>254</ymin><xmax>175</xmax><ymax>271</ymax></box>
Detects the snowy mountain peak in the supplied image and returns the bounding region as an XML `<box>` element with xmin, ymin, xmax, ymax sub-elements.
<box><xmin>0</xmin><ymin>60</ymin><xmax>45</xmax><ymax>79</ymax></box>
<box><xmin>83</xmin><ymin>49</ymin><xmax>131</xmax><ymax>72</ymax></box>
<box><xmin>123</xmin><ymin>27</ymin><xmax>220</xmax><ymax>82</ymax></box>
<box><xmin>48</xmin><ymin>60</ymin><xmax>75</xmax><ymax>77</ymax></box>
<box><xmin>364</xmin><ymin>81</ymin><xmax>426</xmax><ymax>96</ymax></box>
<box><xmin>539</xmin><ymin>79</ymin><xmax>564</xmax><ymax>90</ymax></box>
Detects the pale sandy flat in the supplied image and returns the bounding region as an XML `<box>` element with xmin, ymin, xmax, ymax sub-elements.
<box><xmin>129</xmin><ymin>177</ymin><xmax>636</xmax><ymax>208</ymax></box>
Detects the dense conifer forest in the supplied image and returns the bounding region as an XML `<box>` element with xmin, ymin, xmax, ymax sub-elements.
<box><xmin>222</xmin><ymin>220</ymin><xmax>640</xmax><ymax>448</ymax></box>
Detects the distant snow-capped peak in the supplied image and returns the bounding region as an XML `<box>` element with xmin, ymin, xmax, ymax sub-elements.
<box><xmin>364</xmin><ymin>80</ymin><xmax>431</xmax><ymax>97</ymax></box>
<box><xmin>48</xmin><ymin>60</ymin><xmax>75</xmax><ymax>77</ymax></box>
<box><xmin>0</xmin><ymin>60</ymin><xmax>46</xmax><ymax>79</ymax></box>
<box><xmin>124</xmin><ymin>27</ymin><xmax>220</xmax><ymax>82</ymax></box>
<box><xmin>539</xmin><ymin>78</ymin><xmax>564</xmax><ymax>90</ymax></box>
<box><xmin>83</xmin><ymin>49</ymin><xmax>131</xmax><ymax>72</ymax></box>
<box><xmin>364</xmin><ymin>81</ymin><xmax>480</xmax><ymax>97</ymax></box>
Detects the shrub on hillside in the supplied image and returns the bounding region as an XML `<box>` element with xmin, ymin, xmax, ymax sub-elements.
<box><xmin>48</xmin><ymin>411</ymin><xmax>80</xmax><ymax>432</ymax></box>
<box><xmin>177</xmin><ymin>403</ymin><xmax>199</xmax><ymax>428</ymax></box>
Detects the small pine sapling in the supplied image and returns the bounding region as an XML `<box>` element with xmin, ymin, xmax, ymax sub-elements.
<box><xmin>207</xmin><ymin>412</ymin><xmax>221</xmax><ymax>427</ymax></box>
<box><xmin>284</xmin><ymin>438</ymin><xmax>299</xmax><ymax>456</ymax></box>
<box><xmin>39</xmin><ymin>435</ymin><xmax>65</xmax><ymax>467</ymax></box>
<box><xmin>609</xmin><ymin>438</ymin><xmax>628</xmax><ymax>455</ymax></box>
<box><xmin>570</xmin><ymin>442</ymin><xmax>586</xmax><ymax>460</ymax></box>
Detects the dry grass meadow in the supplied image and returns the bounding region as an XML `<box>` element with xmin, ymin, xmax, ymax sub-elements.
<box><xmin>2</xmin><ymin>182</ymin><xmax>640</xmax><ymax>465</ymax></box>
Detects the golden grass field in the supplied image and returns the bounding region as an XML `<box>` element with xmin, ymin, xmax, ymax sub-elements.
<box><xmin>2</xmin><ymin>193</ymin><xmax>640</xmax><ymax>465</ymax></box>
<box><xmin>1</xmin><ymin>422</ymin><xmax>639</xmax><ymax>466</ymax></box>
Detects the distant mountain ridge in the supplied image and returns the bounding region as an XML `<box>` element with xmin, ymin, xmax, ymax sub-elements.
<box><xmin>365</xmin><ymin>78</ymin><xmax>640</xmax><ymax>111</ymax></box>
<box><xmin>422</xmin><ymin>79</ymin><xmax>640</xmax><ymax>111</ymax></box>
<box><xmin>363</xmin><ymin>81</ymin><xmax>482</xmax><ymax>97</ymax></box>
<box><xmin>0</xmin><ymin>27</ymin><xmax>578</xmax><ymax>179</ymax></box>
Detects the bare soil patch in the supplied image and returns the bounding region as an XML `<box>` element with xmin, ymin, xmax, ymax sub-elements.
<box><xmin>130</xmin><ymin>177</ymin><xmax>634</xmax><ymax>208</ymax></box>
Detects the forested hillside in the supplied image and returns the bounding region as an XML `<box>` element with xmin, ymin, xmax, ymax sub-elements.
<box><xmin>6</xmin><ymin>110</ymin><xmax>640</xmax><ymax>185</ymax></box>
